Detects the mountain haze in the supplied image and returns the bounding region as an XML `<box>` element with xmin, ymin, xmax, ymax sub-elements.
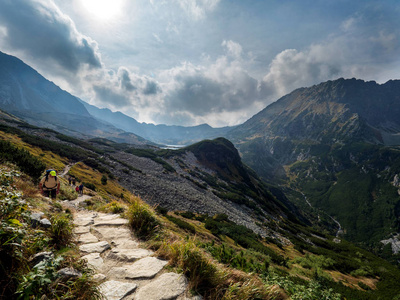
<box><xmin>81</xmin><ymin>98</ymin><xmax>233</xmax><ymax>145</ymax></box>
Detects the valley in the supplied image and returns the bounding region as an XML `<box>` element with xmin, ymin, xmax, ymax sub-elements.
<box><xmin>1</xmin><ymin>51</ymin><xmax>400</xmax><ymax>298</ymax></box>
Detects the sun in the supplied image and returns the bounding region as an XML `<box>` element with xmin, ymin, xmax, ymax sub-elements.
<box><xmin>81</xmin><ymin>0</ymin><xmax>124</xmax><ymax>20</ymax></box>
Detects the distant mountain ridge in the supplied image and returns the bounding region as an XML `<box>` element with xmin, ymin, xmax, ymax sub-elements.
<box><xmin>0</xmin><ymin>50</ymin><xmax>233</xmax><ymax>146</ymax></box>
<box><xmin>228</xmin><ymin>78</ymin><xmax>400</xmax><ymax>178</ymax></box>
<box><xmin>81</xmin><ymin>99</ymin><xmax>233</xmax><ymax>145</ymax></box>
<box><xmin>0</xmin><ymin>51</ymin><xmax>149</xmax><ymax>144</ymax></box>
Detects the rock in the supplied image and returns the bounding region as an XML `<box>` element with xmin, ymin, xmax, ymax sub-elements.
<box><xmin>30</xmin><ymin>212</ymin><xmax>44</xmax><ymax>228</ymax></box>
<box><xmin>74</xmin><ymin>226</ymin><xmax>90</xmax><ymax>234</ymax></box>
<box><xmin>93</xmin><ymin>218</ymin><xmax>129</xmax><ymax>226</ymax></box>
<box><xmin>30</xmin><ymin>251</ymin><xmax>53</xmax><ymax>266</ymax></box>
<box><xmin>78</xmin><ymin>232</ymin><xmax>99</xmax><ymax>244</ymax></box>
<box><xmin>92</xmin><ymin>226</ymin><xmax>132</xmax><ymax>241</ymax></box>
<box><xmin>134</xmin><ymin>273</ymin><xmax>187</xmax><ymax>300</ymax></box>
<box><xmin>111</xmin><ymin>239</ymin><xmax>139</xmax><ymax>249</ymax></box>
<box><xmin>99</xmin><ymin>280</ymin><xmax>137</xmax><ymax>300</ymax></box>
<box><xmin>40</xmin><ymin>218</ymin><xmax>51</xmax><ymax>228</ymax></box>
<box><xmin>184</xmin><ymin>296</ymin><xmax>203</xmax><ymax>300</ymax></box>
<box><xmin>82</xmin><ymin>253</ymin><xmax>104</xmax><ymax>270</ymax></box>
<box><xmin>93</xmin><ymin>273</ymin><xmax>107</xmax><ymax>282</ymax></box>
<box><xmin>108</xmin><ymin>257</ymin><xmax>167</xmax><ymax>279</ymax></box>
<box><xmin>80</xmin><ymin>241</ymin><xmax>111</xmax><ymax>254</ymax></box>
<box><xmin>57</xmin><ymin>267</ymin><xmax>82</xmax><ymax>279</ymax></box>
<box><xmin>74</xmin><ymin>217</ymin><xmax>94</xmax><ymax>226</ymax></box>
<box><xmin>107</xmin><ymin>248</ymin><xmax>153</xmax><ymax>262</ymax></box>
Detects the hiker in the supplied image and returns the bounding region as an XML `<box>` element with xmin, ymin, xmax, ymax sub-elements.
<box><xmin>68</xmin><ymin>176</ymin><xmax>72</xmax><ymax>186</ymax></box>
<box><xmin>79</xmin><ymin>183</ymin><xmax>84</xmax><ymax>196</ymax></box>
<box><xmin>72</xmin><ymin>177</ymin><xmax>76</xmax><ymax>185</ymax></box>
<box><xmin>75</xmin><ymin>185</ymin><xmax>79</xmax><ymax>195</ymax></box>
<box><xmin>39</xmin><ymin>170</ymin><xmax>60</xmax><ymax>199</ymax></box>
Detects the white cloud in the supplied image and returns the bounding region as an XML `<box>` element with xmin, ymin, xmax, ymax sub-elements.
<box><xmin>175</xmin><ymin>0</ymin><xmax>220</xmax><ymax>20</ymax></box>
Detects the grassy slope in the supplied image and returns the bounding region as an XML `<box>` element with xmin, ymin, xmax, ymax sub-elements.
<box><xmin>2</xmin><ymin>127</ymin><xmax>400</xmax><ymax>299</ymax></box>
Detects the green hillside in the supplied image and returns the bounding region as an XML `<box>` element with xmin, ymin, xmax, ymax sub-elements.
<box><xmin>1</xmin><ymin>120</ymin><xmax>400</xmax><ymax>299</ymax></box>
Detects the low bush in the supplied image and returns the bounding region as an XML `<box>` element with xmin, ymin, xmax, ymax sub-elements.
<box><xmin>127</xmin><ymin>198</ymin><xmax>161</xmax><ymax>239</ymax></box>
<box><xmin>50</xmin><ymin>213</ymin><xmax>74</xmax><ymax>249</ymax></box>
<box><xmin>158</xmin><ymin>238</ymin><xmax>218</xmax><ymax>291</ymax></box>
<box><xmin>166</xmin><ymin>215</ymin><xmax>196</xmax><ymax>234</ymax></box>
<box><xmin>102</xmin><ymin>200</ymin><xmax>125</xmax><ymax>214</ymax></box>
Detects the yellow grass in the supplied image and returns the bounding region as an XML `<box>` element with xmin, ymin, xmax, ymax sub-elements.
<box><xmin>0</xmin><ymin>130</ymin><xmax>67</xmax><ymax>171</ymax></box>
<box><xmin>69</xmin><ymin>162</ymin><xmax>130</xmax><ymax>201</ymax></box>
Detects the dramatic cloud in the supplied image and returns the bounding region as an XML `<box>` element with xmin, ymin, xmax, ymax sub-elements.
<box><xmin>153</xmin><ymin>40</ymin><xmax>265</xmax><ymax>126</ymax></box>
<box><xmin>261</xmin><ymin>8</ymin><xmax>400</xmax><ymax>98</ymax></box>
<box><xmin>0</xmin><ymin>1</ymin><xmax>399</xmax><ymax>127</ymax></box>
<box><xmin>0</xmin><ymin>0</ymin><xmax>101</xmax><ymax>73</ymax></box>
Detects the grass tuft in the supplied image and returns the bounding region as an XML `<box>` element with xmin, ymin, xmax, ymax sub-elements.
<box><xmin>50</xmin><ymin>213</ymin><xmax>74</xmax><ymax>249</ymax></box>
<box><xmin>127</xmin><ymin>197</ymin><xmax>161</xmax><ymax>239</ymax></box>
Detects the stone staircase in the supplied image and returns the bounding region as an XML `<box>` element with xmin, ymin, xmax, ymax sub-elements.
<box><xmin>73</xmin><ymin>209</ymin><xmax>196</xmax><ymax>300</ymax></box>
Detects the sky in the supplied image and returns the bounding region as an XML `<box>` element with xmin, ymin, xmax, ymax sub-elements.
<box><xmin>0</xmin><ymin>0</ymin><xmax>399</xmax><ymax>127</ymax></box>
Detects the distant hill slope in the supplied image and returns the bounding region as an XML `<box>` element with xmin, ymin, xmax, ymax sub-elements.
<box><xmin>228</xmin><ymin>78</ymin><xmax>400</xmax><ymax>264</ymax></box>
<box><xmin>0</xmin><ymin>51</ymin><xmax>148</xmax><ymax>145</ymax></box>
<box><xmin>81</xmin><ymin>100</ymin><xmax>233</xmax><ymax>145</ymax></box>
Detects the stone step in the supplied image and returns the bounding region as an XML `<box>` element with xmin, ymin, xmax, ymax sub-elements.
<box><xmin>106</xmin><ymin>248</ymin><xmax>153</xmax><ymax>262</ymax></box>
<box><xmin>134</xmin><ymin>272</ymin><xmax>187</xmax><ymax>300</ymax></box>
<box><xmin>99</xmin><ymin>280</ymin><xmax>137</xmax><ymax>300</ymax></box>
<box><xmin>81</xmin><ymin>252</ymin><xmax>103</xmax><ymax>270</ymax></box>
<box><xmin>78</xmin><ymin>232</ymin><xmax>99</xmax><ymax>244</ymax></box>
<box><xmin>92</xmin><ymin>226</ymin><xmax>132</xmax><ymax>241</ymax></box>
<box><xmin>107</xmin><ymin>257</ymin><xmax>168</xmax><ymax>280</ymax></box>
<box><xmin>80</xmin><ymin>241</ymin><xmax>111</xmax><ymax>254</ymax></box>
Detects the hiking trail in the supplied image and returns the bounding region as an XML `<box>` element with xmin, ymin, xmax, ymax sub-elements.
<box><xmin>63</xmin><ymin>199</ymin><xmax>196</xmax><ymax>300</ymax></box>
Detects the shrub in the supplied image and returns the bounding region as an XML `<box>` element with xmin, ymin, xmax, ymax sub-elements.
<box><xmin>102</xmin><ymin>201</ymin><xmax>125</xmax><ymax>214</ymax></box>
<box><xmin>58</xmin><ymin>185</ymin><xmax>78</xmax><ymax>201</ymax></box>
<box><xmin>101</xmin><ymin>175</ymin><xmax>108</xmax><ymax>185</ymax></box>
<box><xmin>158</xmin><ymin>238</ymin><xmax>218</xmax><ymax>291</ymax></box>
<box><xmin>350</xmin><ymin>265</ymin><xmax>375</xmax><ymax>277</ymax></box>
<box><xmin>82</xmin><ymin>182</ymin><xmax>96</xmax><ymax>191</ymax></box>
<box><xmin>127</xmin><ymin>198</ymin><xmax>160</xmax><ymax>239</ymax></box>
<box><xmin>156</xmin><ymin>206</ymin><xmax>168</xmax><ymax>215</ymax></box>
<box><xmin>0</xmin><ymin>140</ymin><xmax>46</xmax><ymax>181</ymax></box>
<box><xmin>166</xmin><ymin>215</ymin><xmax>196</xmax><ymax>234</ymax></box>
<box><xmin>50</xmin><ymin>213</ymin><xmax>73</xmax><ymax>248</ymax></box>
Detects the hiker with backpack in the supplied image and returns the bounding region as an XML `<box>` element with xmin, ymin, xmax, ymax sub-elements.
<box><xmin>39</xmin><ymin>169</ymin><xmax>60</xmax><ymax>199</ymax></box>
<box><xmin>79</xmin><ymin>183</ymin><xmax>84</xmax><ymax>196</ymax></box>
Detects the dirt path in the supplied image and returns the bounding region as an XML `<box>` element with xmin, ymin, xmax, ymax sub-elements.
<box><xmin>72</xmin><ymin>205</ymin><xmax>196</xmax><ymax>300</ymax></box>
<box><xmin>60</xmin><ymin>163</ymin><xmax>75</xmax><ymax>177</ymax></box>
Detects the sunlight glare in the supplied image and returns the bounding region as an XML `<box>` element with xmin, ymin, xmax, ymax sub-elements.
<box><xmin>81</xmin><ymin>0</ymin><xmax>124</xmax><ymax>20</ymax></box>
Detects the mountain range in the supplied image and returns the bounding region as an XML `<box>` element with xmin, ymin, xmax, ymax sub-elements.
<box><xmin>227</xmin><ymin>78</ymin><xmax>400</xmax><ymax>261</ymax></box>
<box><xmin>0</xmin><ymin>51</ymin><xmax>232</xmax><ymax>146</ymax></box>
<box><xmin>1</xmin><ymin>50</ymin><xmax>400</xmax><ymax>266</ymax></box>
